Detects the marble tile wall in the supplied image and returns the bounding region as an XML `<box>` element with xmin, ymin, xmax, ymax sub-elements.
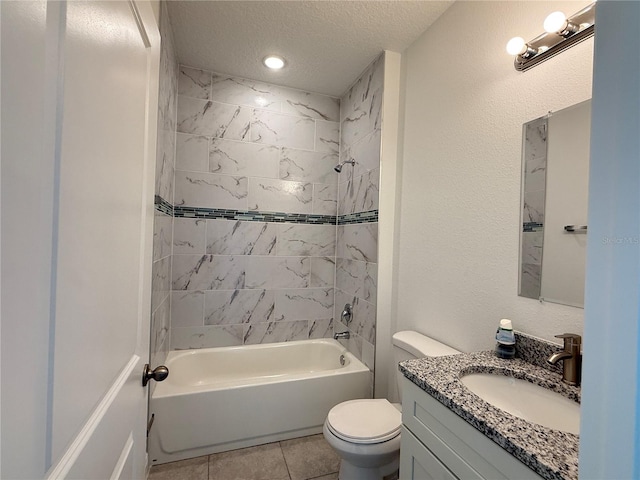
<box><xmin>171</xmin><ymin>66</ymin><xmax>341</xmax><ymax>349</ymax></box>
<box><xmin>520</xmin><ymin>117</ymin><xmax>547</xmax><ymax>299</ymax></box>
<box><xmin>334</xmin><ymin>55</ymin><xmax>384</xmax><ymax>385</ymax></box>
<box><xmin>151</xmin><ymin>2</ymin><xmax>178</xmax><ymax>375</ymax></box>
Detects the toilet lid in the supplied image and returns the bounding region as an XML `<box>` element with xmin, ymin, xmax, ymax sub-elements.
<box><xmin>327</xmin><ymin>399</ymin><xmax>401</xmax><ymax>444</ymax></box>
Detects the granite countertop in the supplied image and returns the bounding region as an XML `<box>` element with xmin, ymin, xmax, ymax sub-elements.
<box><xmin>400</xmin><ymin>351</ymin><xmax>580</xmax><ymax>480</ymax></box>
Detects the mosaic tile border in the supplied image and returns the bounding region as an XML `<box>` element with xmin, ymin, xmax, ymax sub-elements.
<box><xmin>155</xmin><ymin>199</ymin><xmax>379</xmax><ymax>226</ymax></box>
<box><xmin>523</xmin><ymin>222</ymin><xmax>543</xmax><ymax>232</ymax></box>
<box><xmin>337</xmin><ymin>210</ymin><xmax>378</xmax><ymax>225</ymax></box>
<box><xmin>154</xmin><ymin>195</ymin><xmax>173</xmax><ymax>216</ymax></box>
<box><xmin>155</xmin><ymin>195</ymin><xmax>378</xmax><ymax>225</ymax></box>
<box><xmin>174</xmin><ymin>206</ymin><xmax>336</xmax><ymax>224</ymax></box>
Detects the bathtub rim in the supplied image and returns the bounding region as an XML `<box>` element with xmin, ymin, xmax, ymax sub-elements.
<box><xmin>152</xmin><ymin>338</ymin><xmax>370</xmax><ymax>398</ymax></box>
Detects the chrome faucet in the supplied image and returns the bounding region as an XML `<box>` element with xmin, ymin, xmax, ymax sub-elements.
<box><xmin>334</xmin><ymin>331</ymin><xmax>350</xmax><ymax>340</ymax></box>
<box><xmin>547</xmin><ymin>333</ymin><xmax>582</xmax><ymax>386</ymax></box>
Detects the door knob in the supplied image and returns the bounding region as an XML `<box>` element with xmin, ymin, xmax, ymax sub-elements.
<box><xmin>142</xmin><ymin>364</ymin><xmax>169</xmax><ymax>387</ymax></box>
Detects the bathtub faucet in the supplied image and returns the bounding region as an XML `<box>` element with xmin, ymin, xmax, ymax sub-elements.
<box><xmin>334</xmin><ymin>331</ymin><xmax>350</xmax><ymax>340</ymax></box>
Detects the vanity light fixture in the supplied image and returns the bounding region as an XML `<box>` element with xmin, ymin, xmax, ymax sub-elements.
<box><xmin>263</xmin><ymin>55</ymin><xmax>285</xmax><ymax>70</ymax></box>
<box><xmin>506</xmin><ymin>2</ymin><xmax>595</xmax><ymax>72</ymax></box>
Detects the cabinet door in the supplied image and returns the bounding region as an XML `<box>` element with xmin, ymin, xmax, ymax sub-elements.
<box><xmin>400</xmin><ymin>427</ymin><xmax>458</xmax><ymax>480</ymax></box>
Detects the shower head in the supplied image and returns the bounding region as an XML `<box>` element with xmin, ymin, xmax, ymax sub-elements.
<box><xmin>334</xmin><ymin>159</ymin><xmax>355</xmax><ymax>173</ymax></box>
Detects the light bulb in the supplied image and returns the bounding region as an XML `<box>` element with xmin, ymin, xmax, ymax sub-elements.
<box><xmin>506</xmin><ymin>37</ymin><xmax>527</xmax><ymax>56</ymax></box>
<box><xmin>263</xmin><ymin>55</ymin><xmax>285</xmax><ymax>70</ymax></box>
<box><xmin>544</xmin><ymin>11</ymin><xmax>567</xmax><ymax>33</ymax></box>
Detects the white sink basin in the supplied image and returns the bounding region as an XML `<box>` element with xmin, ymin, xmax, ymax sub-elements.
<box><xmin>460</xmin><ymin>373</ymin><xmax>580</xmax><ymax>435</ymax></box>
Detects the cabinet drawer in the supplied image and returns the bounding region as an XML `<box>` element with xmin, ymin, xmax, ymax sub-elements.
<box><xmin>401</xmin><ymin>377</ymin><xmax>543</xmax><ymax>480</ymax></box>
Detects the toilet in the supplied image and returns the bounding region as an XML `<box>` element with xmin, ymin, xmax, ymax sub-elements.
<box><xmin>323</xmin><ymin>331</ymin><xmax>460</xmax><ymax>480</ymax></box>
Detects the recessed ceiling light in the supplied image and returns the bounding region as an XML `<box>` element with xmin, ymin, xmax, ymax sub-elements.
<box><xmin>263</xmin><ymin>55</ymin><xmax>285</xmax><ymax>70</ymax></box>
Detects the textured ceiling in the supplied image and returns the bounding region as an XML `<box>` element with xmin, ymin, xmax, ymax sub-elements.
<box><xmin>167</xmin><ymin>1</ymin><xmax>453</xmax><ymax>97</ymax></box>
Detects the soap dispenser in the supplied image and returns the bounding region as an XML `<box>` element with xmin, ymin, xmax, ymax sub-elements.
<box><xmin>495</xmin><ymin>319</ymin><xmax>516</xmax><ymax>359</ymax></box>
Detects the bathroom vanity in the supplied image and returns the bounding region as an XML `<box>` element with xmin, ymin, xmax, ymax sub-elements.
<box><xmin>399</xmin><ymin>351</ymin><xmax>580</xmax><ymax>480</ymax></box>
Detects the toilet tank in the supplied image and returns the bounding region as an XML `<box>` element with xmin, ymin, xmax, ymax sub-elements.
<box><xmin>390</xmin><ymin>331</ymin><xmax>460</xmax><ymax>403</ymax></box>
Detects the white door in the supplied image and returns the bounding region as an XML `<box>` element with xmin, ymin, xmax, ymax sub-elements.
<box><xmin>540</xmin><ymin>101</ymin><xmax>591</xmax><ymax>307</ymax></box>
<box><xmin>1</xmin><ymin>1</ymin><xmax>159</xmax><ymax>479</ymax></box>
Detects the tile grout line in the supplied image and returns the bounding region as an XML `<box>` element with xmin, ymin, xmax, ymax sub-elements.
<box><xmin>278</xmin><ymin>441</ymin><xmax>293</xmax><ymax>480</ymax></box>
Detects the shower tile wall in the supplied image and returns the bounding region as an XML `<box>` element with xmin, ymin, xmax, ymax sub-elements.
<box><xmin>151</xmin><ymin>3</ymin><xmax>178</xmax><ymax>372</ymax></box>
<box><xmin>334</xmin><ymin>55</ymin><xmax>384</xmax><ymax>378</ymax></box>
<box><xmin>171</xmin><ymin>66</ymin><xmax>340</xmax><ymax>349</ymax></box>
<box><xmin>520</xmin><ymin>117</ymin><xmax>547</xmax><ymax>299</ymax></box>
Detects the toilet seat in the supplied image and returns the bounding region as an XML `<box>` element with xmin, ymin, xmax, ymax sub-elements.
<box><xmin>326</xmin><ymin>399</ymin><xmax>401</xmax><ymax>444</ymax></box>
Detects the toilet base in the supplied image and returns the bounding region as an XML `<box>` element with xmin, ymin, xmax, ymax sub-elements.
<box><xmin>338</xmin><ymin>456</ymin><xmax>399</xmax><ymax>480</ymax></box>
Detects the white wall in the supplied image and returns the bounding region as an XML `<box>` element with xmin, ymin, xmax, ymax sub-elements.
<box><xmin>396</xmin><ymin>1</ymin><xmax>593</xmax><ymax>352</ymax></box>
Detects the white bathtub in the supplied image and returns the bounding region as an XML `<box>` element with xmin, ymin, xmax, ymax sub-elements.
<box><xmin>148</xmin><ymin>338</ymin><xmax>371</xmax><ymax>465</ymax></box>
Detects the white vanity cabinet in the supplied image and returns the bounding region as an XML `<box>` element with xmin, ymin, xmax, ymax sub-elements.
<box><xmin>399</xmin><ymin>377</ymin><xmax>544</xmax><ymax>480</ymax></box>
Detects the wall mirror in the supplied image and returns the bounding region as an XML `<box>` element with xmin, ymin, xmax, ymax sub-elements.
<box><xmin>519</xmin><ymin>100</ymin><xmax>591</xmax><ymax>308</ymax></box>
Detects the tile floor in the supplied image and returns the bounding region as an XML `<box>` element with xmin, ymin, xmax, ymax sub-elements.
<box><xmin>149</xmin><ymin>434</ymin><xmax>340</xmax><ymax>480</ymax></box>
